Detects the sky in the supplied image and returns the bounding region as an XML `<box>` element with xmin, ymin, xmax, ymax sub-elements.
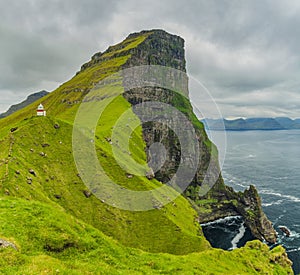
<box><xmin>1</xmin><ymin>0</ymin><xmax>300</xmax><ymax>118</ymax></box>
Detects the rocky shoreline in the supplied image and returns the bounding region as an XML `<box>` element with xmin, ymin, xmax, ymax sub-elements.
<box><xmin>195</xmin><ymin>182</ymin><xmax>277</xmax><ymax>244</ymax></box>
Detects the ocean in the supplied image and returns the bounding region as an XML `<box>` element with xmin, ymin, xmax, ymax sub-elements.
<box><xmin>202</xmin><ymin>130</ymin><xmax>300</xmax><ymax>274</ymax></box>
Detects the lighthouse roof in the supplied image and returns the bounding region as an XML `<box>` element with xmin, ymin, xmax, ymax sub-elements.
<box><xmin>37</xmin><ymin>103</ymin><xmax>44</xmax><ymax>110</ymax></box>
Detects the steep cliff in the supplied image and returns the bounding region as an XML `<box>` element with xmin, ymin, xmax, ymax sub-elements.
<box><xmin>108</xmin><ymin>29</ymin><xmax>277</xmax><ymax>244</ymax></box>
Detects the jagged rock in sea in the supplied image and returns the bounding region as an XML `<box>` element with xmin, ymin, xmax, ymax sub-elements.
<box><xmin>279</xmin><ymin>226</ymin><xmax>291</xmax><ymax>237</ymax></box>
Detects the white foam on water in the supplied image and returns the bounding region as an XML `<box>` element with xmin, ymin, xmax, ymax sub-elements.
<box><xmin>262</xmin><ymin>199</ymin><xmax>283</xmax><ymax>207</ymax></box>
<box><xmin>276</xmin><ymin>225</ymin><xmax>300</xmax><ymax>242</ymax></box>
<box><xmin>235</xmin><ymin>182</ymin><xmax>248</xmax><ymax>188</ymax></box>
<box><xmin>222</xmin><ymin>171</ymin><xmax>248</xmax><ymax>189</ymax></box>
<box><xmin>200</xmin><ymin>215</ymin><xmax>242</xmax><ymax>227</ymax></box>
<box><xmin>289</xmin><ymin>231</ymin><xmax>300</xmax><ymax>239</ymax></box>
<box><xmin>287</xmin><ymin>247</ymin><xmax>300</xmax><ymax>253</ymax></box>
<box><xmin>268</xmin><ymin>176</ymin><xmax>289</xmax><ymax>180</ymax></box>
<box><xmin>273</xmin><ymin>214</ymin><xmax>285</xmax><ymax>226</ymax></box>
<box><xmin>260</xmin><ymin>189</ymin><xmax>300</xmax><ymax>203</ymax></box>
<box><xmin>230</xmin><ymin>222</ymin><xmax>246</xmax><ymax>250</ymax></box>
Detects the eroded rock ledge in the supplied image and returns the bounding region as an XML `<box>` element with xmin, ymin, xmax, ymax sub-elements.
<box><xmin>195</xmin><ymin>180</ymin><xmax>277</xmax><ymax>244</ymax></box>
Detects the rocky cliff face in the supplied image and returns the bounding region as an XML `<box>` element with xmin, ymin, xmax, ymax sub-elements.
<box><xmin>112</xmin><ymin>29</ymin><xmax>276</xmax><ymax>244</ymax></box>
<box><xmin>198</xmin><ymin>182</ymin><xmax>277</xmax><ymax>243</ymax></box>
<box><xmin>124</xmin><ymin>30</ymin><xmax>186</xmax><ymax>71</ymax></box>
<box><xmin>77</xmin><ymin>29</ymin><xmax>277</xmax><ymax>244</ymax></box>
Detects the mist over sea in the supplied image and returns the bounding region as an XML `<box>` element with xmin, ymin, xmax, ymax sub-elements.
<box><xmin>204</xmin><ymin>130</ymin><xmax>300</xmax><ymax>274</ymax></box>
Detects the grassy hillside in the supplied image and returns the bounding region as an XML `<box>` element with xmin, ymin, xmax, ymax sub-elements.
<box><xmin>0</xmin><ymin>197</ymin><xmax>292</xmax><ymax>274</ymax></box>
<box><xmin>0</xmin><ymin>29</ymin><xmax>293</xmax><ymax>274</ymax></box>
<box><xmin>0</xmin><ymin>106</ymin><xmax>210</xmax><ymax>255</ymax></box>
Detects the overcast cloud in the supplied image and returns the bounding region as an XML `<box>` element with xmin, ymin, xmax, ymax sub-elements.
<box><xmin>0</xmin><ymin>0</ymin><xmax>300</xmax><ymax>118</ymax></box>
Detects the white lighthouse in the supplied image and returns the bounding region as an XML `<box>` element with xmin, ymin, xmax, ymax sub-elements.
<box><xmin>37</xmin><ymin>103</ymin><xmax>46</xmax><ymax>116</ymax></box>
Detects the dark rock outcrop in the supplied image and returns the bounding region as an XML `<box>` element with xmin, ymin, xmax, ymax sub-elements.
<box><xmin>279</xmin><ymin>226</ymin><xmax>291</xmax><ymax>237</ymax></box>
<box><xmin>80</xmin><ymin>30</ymin><xmax>185</xmax><ymax>73</ymax></box>
<box><xmin>146</xmin><ymin>168</ymin><xmax>155</xmax><ymax>180</ymax></box>
<box><xmin>197</xmin><ymin>183</ymin><xmax>277</xmax><ymax>243</ymax></box>
<box><xmin>123</xmin><ymin>30</ymin><xmax>186</xmax><ymax>71</ymax></box>
<box><xmin>0</xmin><ymin>238</ymin><xmax>17</xmax><ymax>250</ymax></box>
<box><xmin>83</xmin><ymin>190</ymin><xmax>92</xmax><ymax>198</ymax></box>
<box><xmin>28</xmin><ymin>169</ymin><xmax>36</xmax><ymax>176</ymax></box>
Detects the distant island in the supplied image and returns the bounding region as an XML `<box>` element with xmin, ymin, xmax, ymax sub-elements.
<box><xmin>202</xmin><ymin>117</ymin><xmax>300</xmax><ymax>130</ymax></box>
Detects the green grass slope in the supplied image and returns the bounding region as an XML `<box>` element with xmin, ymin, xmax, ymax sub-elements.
<box><xmin>0</xmin><ymin>107</ymin><xmax>209</xmax><ymax>255</ymax></box>
<box><xmin>0</xmin><ymin>31</ymin><xmax>151</xmax><ymax>130</ymax></box>
<box><xmin>0</xmin><ymin>197</ymin><xmax>292</xmax><ymax>275</ymax></box>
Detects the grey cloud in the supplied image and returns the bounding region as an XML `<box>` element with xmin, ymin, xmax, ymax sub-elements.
<box><xmin>0</xmin><ymin>0</ymin><xmax>300</xmax><ymax>118</ymax></box>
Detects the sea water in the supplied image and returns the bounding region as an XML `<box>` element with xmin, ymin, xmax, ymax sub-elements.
<box><xmin>202</xmin><ymin>130</ymin><xmax>300</xmax><ymax>274</ymax></box>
